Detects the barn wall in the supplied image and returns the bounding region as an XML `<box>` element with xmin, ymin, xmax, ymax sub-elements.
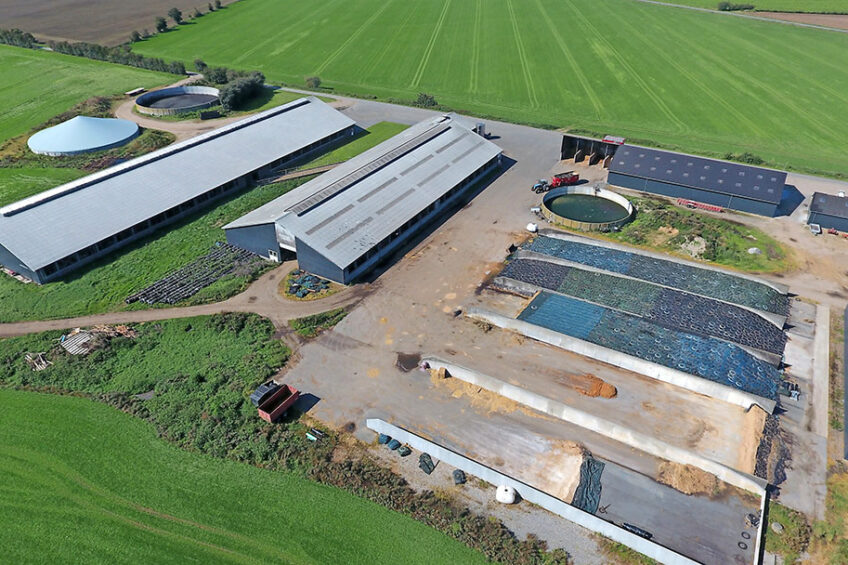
<box><xmin>225</xmin><ymin>223</ymin><xmax>279</xmax><ymax>259</ymax></box>
<box><xmin>0</xmin><ymin>243</ymin><xmax>40</xmax><ymax>283</ymax></box>
<box><xmin>294</xmin><ymin>238</ymin><xmax>345</xmax><ymax>283</ymax></box>
<box><xmin>809</xmin><ymin>213</ymin><xmax>848</xmax><ymax>233</ymax></box>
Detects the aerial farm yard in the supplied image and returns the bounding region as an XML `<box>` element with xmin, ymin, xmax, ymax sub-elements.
<box><xmin>133</xmin><ymin>0</ymin><xmax>848</xmax><ymax>176</ymax></box>
<box><xmin>2</xmin><ymin>0</ymin><xmax>848</xmax><ymax>562</ymax></box>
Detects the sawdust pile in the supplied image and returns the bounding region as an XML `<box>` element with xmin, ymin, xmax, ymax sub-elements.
<box><xmin>524</xmin><ymin>440</ymin><xmax>588</xmax><ymax>503</ymax></box>
<box><xmin>737</xmin><ymin>405</ymin><xmax>768</xmax><ymax>475</ymax></box>
<box><xmin>430</xmin><ymin>367</ymin><xmax>526</xmax><ymax>416</ymax></box>
<box><xmin>574</xmin><ymin>374</ymin><xmax>617</xmax><ymax>399</ymax></box>
<box><xmin>657</xmin><ymin>462</ymin><xmax>724</xmax><ymax>497</ymax></box>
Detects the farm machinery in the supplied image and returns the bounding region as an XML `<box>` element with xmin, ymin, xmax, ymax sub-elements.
<box><xmin>531</xmin><ymin>172</ymin><xmax>580</xmax><ymax>193</ymax></box>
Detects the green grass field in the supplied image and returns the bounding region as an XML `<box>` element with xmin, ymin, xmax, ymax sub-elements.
<box><xmin>0</xmin><ymin>388</ymin><xmax>488</xmax><ymax>564</ymax></box>
<box><xmin>0</xmin><ymin>167</ymin><xmax>85</xmax><ymax>206</ymax></box>
<box><xmin>0</xmin><ymin>45</ymin><xmax>172</xmax><ymax>144</ymax></box>
<box><xmin>299</xmin><ymin>122</ymin><xmax>408</xmax><ymax>168</ymax></box>
<box><xmin>662</xmin><ymin>0</ymin><xmax>848</xmax><ymax>12</ymax></box>
<box><xmin>133</xmin><ymin>0</ymin><xmax>848</xmax><ymax>176</ymax></box>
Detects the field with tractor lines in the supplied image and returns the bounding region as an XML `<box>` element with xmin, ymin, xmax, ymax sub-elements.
<box><xmin>0</xmin><ymin>389</ymin><xmax>488</xmax><ymax>564</ymax></box>
<box><xmin>133</xmin><ymin>0</ymin><xmax>848</xmax><ymax>176</ymax></box>
<box><xmin>0</xmin><ymin>45</ymin><xmax>172</xmax><ymax>144</ymax></box>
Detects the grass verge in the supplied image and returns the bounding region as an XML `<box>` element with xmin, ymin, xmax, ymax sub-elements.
<box><xmin>290</xmin><ymin>308</ymin><xmax>348</xmax><ymax>337</ymax></box>
<box><xmin>297</xmin><ymin>121</ymin><xmax>408</xmax><ymax>169</ymax></box>
<box><xmin>597</xmin><ymin>536</ymin><xmax>658</xmax><ymax>564</ymax></box>
<box><xmin>556</xmin><ymin>195</ymin><xmax>792</xmax><ymax>273</ymax></box>
<box><xmin>765</xmin><ymin>501</ymin><xmax>812</xmax><ymax>562</ymax></box>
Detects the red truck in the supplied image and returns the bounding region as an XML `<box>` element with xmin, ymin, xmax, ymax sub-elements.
<box><xmin>257</xmin><ymin>384</ymin><xmax>300</xmax><ymax>423</ymax></box>
<box><xmin>549</xmin><ymin>172</ymin><xmax>579</xmax><ymax>188</ymax></box>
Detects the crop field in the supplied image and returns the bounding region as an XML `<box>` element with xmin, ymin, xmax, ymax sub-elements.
<box><xmin>133</xmin><ymin>0</ymin><xmax>848</xmax><ymax>176</ymax></box>
<box><xmin>0</xmin><ymin>45</ymin><xmax>172</xmax><ymax>144</ymax></box>
<box><xmin>0</xmin><ymin>388</ymin><xmax>487</xmax><ymax>564</ymax></box>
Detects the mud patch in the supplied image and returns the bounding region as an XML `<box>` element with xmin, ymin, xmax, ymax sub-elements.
<box><xmin>395</xmin><ymin>352</ymin><xmax>422</xmax><ymax>372</ymax></box>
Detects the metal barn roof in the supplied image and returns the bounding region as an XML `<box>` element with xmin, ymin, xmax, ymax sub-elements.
<box><xmin>0</xmin><ymin>97</ymin><xmax>354</xmax><ymax>271</ymax></box>
<box><xmin>609</xmin><ymin>145</ymin><xmax>786</xmax><ymax>204</ymax></box>
<box><xmin>810</xmin><ymin>192</ymin><xmax>848</xmax><ymax>219</ymax></box>
<box><xmin>226</xmin><ymin>115</ymin><xmax>502</xmax><ymax>269</ymax></box>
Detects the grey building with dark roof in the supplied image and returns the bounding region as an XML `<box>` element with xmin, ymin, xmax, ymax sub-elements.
<box><xmin>224</xmin><ymin>115</ymin><xmax>502</xmax><ymax>283</ymax></box>
<box><xmin>607</xmin><ymin>145</ymin><xmax>787</xmax><ymax>216</ymax></box>
<box><xmin>0</xmin><ymin>97</ymin><xmax>355</xmax><ymax>284</ymax></box>
<box><xmin>808</xmin><ymin>192</ymin><xmax>848</xmax><ymax>232</ymax></box>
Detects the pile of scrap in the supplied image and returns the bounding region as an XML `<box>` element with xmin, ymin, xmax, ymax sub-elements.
<box><xmin>24</xmin><ymin>352</ymin><xmax>52</xmax><ymax>371</ymax></box>
<box><xmin>287</xmin><ymin>270</ymin><xmax>330</xmax><ymax>298</ymax></box>
<box><xmin>89</xmin><ymin>324</ymin><xmax>137</xmax><ymax>338</ymax></box>
<box><xmin>60</xmin><ymin>330</ymin><xmax>93</xmax><ymax>355</ymax></box>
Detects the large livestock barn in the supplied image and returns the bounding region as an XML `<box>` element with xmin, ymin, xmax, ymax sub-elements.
<box><xmin>607</xmin><ymin>145</ymin><xmax>787</xmax><ymax>216</ymax></box>
<box><xmin>0</xmin><ymin>97</ymin><xmax>355</xmax><ymax>284</ymax></box>
<box><xmin>224</xmin><ymin>114</ymin><xmax>502</xmax><ymax>283</ymax></box>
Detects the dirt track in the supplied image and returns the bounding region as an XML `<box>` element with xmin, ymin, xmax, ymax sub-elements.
<box><xmin>755</xmin><ymin>11</ymin><xmax>848</xmax><ymax>31</ymax></box>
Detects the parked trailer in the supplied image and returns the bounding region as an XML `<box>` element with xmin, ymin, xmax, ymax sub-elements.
<box><xmin>550</xmin><ymin>172</ymin><xmax>579</xmax><ymax>188</ymax></box>
<box><xmin>676</xmin><ymin>198</ymin><xmax>723</xmax><ymax>213</ymax></box>
<box><xmin>257</xmin><ymin>384</ymin><xmax>300</xmax><ymax>423</ymax></box>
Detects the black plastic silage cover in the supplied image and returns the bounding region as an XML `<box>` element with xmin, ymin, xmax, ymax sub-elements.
<box><xmin>571</xmin><ymin>457</ymin><xmax>605</xmax><ymax>514</ymax></box>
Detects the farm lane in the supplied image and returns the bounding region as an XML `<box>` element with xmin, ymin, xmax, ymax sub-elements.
<box><xmin>0</xmin><ymin>262</ymin><xmax>368</xmax><ymax>338</ymax></box>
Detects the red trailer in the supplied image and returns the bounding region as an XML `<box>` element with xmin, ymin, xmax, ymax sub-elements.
<box><xmin>257</xmin><ymin>384</ymin><xmax>300</xmax><ymax>423</ymax></box>
<box><xmin>550</xmin><ymin>172</ymin><xmax>579</xmax><ymax>188</ymax></box>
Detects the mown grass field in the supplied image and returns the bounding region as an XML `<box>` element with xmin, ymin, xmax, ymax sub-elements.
<box><xmin>0</xmin><ymin>388</ymin><xmax>488</xmax><ymax>564</ymax></box>
<box><xmin>0</xmin><ymin>45</ymin><xmax>172</xmax><ymax>144</ymax></box>
<box><xmin>134</xmin><ymin>0</ymin><xmax>848</xmax><ymax>177</ymax></box>
<box><xmin>0</xmin><ymin>167</ymin><xmax>85</xmax><ymax>207</ymax></box>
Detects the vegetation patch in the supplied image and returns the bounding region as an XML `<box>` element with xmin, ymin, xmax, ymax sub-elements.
<box><xmin>597</xmin><ymin>536</ymin><xmax>658</xmax><ymax>564</ymax></box>
<box><xmin>765</xmin><ymin>502</ymin><xmax>812</xmax><ymax>563</ymax></box>
<box><xmin>0</xmin><ymin>167</ymin><xmax>85</xmax><ymax>207</ymax></box>
<box><xmin>290</xmin><ymin>308</ymin><xmax>349</xmax><ymax>337</ymax></box>
<box><xmin>577</xmin><ymin>196</ymin><xmax>791</xmax><ymax>272</ymax></box>
<box><xmin>0</xmin><ymin>314</ymin><xmax>569</xmax><ymax>563</ymax></box>
<box><xmin>297</xmin><ymin>121</ymin><xmax>408</xmax><ymax>169</ymax></box>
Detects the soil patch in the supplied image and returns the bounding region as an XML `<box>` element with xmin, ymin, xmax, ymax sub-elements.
<box><xmin>657</xmin><ymin>462</ymin><xmax>724</xmax><ymax>497</ymax></box>
<box><xmin>738</xmin><ymin>405</ymin><xmax>768</xmax><ymax>475</ymax></box>
<box><xmin>754</xmin><ymin>12</ymin><xmax>848</xmax><ymax>31</ymax></box>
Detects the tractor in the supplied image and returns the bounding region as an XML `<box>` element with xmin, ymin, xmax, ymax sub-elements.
<box><xmin>531</xmin><ymin>179</ymin><xmax>549</xmax><ymax>193</ymax></box>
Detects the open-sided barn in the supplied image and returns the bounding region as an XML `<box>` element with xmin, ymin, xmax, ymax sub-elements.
<box><xmin>224</xmin><ymin>114</ymin><xmax>502</xmax><ymax>283</ymax></box>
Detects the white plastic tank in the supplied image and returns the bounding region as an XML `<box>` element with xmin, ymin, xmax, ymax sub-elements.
<box><xmin>839</xmin><ymin>191</ymin><xmax>846</xmax><ymax>198</ymax></box>
<box><xmin>496</xmin><ymin>485</ymin><xmax>517</xmax><ymax>504</ymax></box>
<box><xmin>526</xmin><ymin>222</ymin><xmax>538</xmax><ymax>233</ymax></box>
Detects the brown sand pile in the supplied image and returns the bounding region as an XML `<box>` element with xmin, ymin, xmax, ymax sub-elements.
<box><xmin>738</xmin><ymin>405</ymin><xmax>767</xmax><ymax>474</ymax></box>
<box><xmin>525</xmin><ymin>440</ymin><xmax>588</xmax><ymax>503</ymax></box>
<box><xmin>657</xmin><ymin>462</ymin><xmax>724</xmax><ymax>497</ymax></box>
<box><xmin>556</xmin><ymin>373</ymin><xmax>617</xmax><ymax>398</ymax></box>
<box><xmin>430</xmin><ymin>367</ymin><xmax>524</xmax><ymax>415</ymax></box>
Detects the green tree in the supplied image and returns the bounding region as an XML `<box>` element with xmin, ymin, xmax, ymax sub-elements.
<box><xmin>214</xmin><ymin>0</ymin><xmax>222</xmax><ymax>9</ymax></box>
<box><xmin>129</xmin><ymin>30</ymin><xmax>141</xmax><ymax>43</ymax></box>
<box><xmin>415</xmin><ymin>93</ymin><xmax>438</xmax><ymax>107</ymax></box>
<box><xmin>168</xmin><ymin>7</ymin><xmax>183</xmax><ymax>25</ymax></box>
<box><xmin>208</xmin><ymin>2</ymin><xmax>215</xmax><ymax>10</ymax></box>
<box><xmin>155</xmin><ymin>17</ymin><xmax>168</xmax><ymax>33</ymax></box>
<box><xmin>305</xmin><ymin>76</ymin><xmax>322</xmax><ymax>89</ymax></box>
<box><xmin>194</xmin><ymin>59</ymin><xmax>208</xmax><ymax>72</ymax></box>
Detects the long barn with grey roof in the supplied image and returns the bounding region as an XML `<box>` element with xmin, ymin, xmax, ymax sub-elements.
<box><xmin>607</xmin><ymin>145</ymin><xmax>787</xmax><ymax>216</ymax></box>
<box><xmin>224</xmin><ymin>115</ymin><xmax>502</xmax><ymax>283</ymax></box>
<box><xmin>0</xmin><ymin>97</ymin><xmax>355</xmax><ymax>284</ymax></box>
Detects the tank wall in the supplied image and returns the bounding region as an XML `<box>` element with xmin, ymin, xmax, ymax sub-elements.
<box><xmin>135</xmin><ymin>86</ymin><xmax>221</xmax><ymax>116</ymax></box>
<box><xmin>541</xmin><ymin>185</ymin><xmax>633</xmax><ymax>232</ymax></box>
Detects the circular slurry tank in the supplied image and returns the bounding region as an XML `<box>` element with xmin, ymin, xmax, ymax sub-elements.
<box><xmin>27</xmin><ymin>116</ymin><xmax>140</xmax><ymax>156</ymax></box>
<box><xmin>542</xmin><ymin>184</ymin><xmax>634</xmax><ymax>231</ymax></box>
<box><xmin>135</xmin><ymin>86</ymin><xmax>220</xmax><ymax>116</ymax></box>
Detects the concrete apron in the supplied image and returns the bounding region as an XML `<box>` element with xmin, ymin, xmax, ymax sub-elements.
<box><xmin>466</xmin><ymin>307</ymin><xmax>778</xmax><ymax>414</ymax></box>
<box><xmin>423</xmin><ymin>357</ymin><xmax>767</xmax><ymax>496</ymax></box>
<box><xmin>366</xmin><ymin>418</ymin><xmax>699</xmax><ymax>565</ymax></box>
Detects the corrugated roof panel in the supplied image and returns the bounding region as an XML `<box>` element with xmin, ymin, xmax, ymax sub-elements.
<box><xmin>609</xmin><ymin>144</ymin><xmax>785</xmax><ymax>204</ymax></box>
<box><xmin>0</xmin><ymin>97</ymin><xmax>354</xmax><ymax>271</ymax></box>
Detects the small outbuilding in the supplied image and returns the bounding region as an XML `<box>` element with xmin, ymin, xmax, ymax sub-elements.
<box><xmin>808</xmin><ymin>192</ymin><xmax>848</xmax><ymax>232</ymax></box>
<box><xmin>27</xmin><ymin>116</ymin><xmax>140</xmax><ymax>156</ymax></box>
